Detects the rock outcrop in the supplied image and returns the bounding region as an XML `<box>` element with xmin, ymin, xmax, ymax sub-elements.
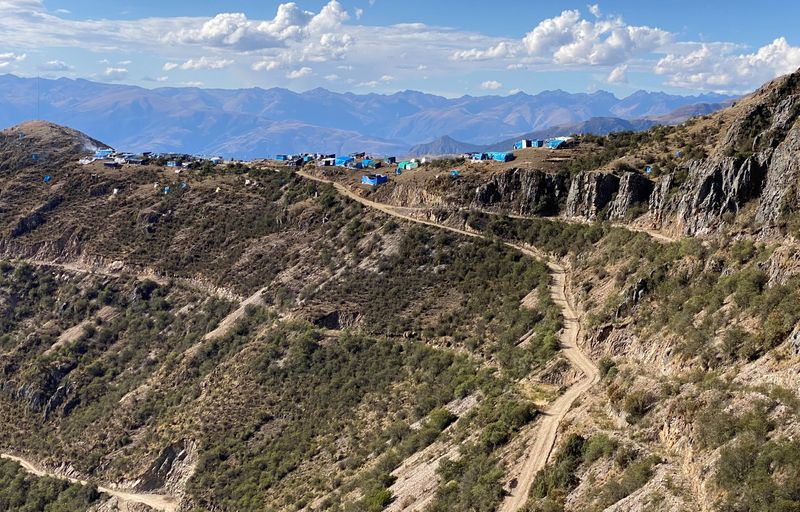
<box><xmin>674</xmin><ymin>155</ymin><xmax>768</xmax><ymax>235</ymax></box>
<box><xmin>474</xmin><ymin>168</ymin><xmax>568</xmax><ymax>215</ymax></box>
<box><xmin>607</xmin><ymin>172</ymin><xmax>655</xmax><ymax>221</ymax></box>
<box><xmin>565</xmin><ymin>171</ymin><xmax>620</xmax><ymax>220</ymax></box>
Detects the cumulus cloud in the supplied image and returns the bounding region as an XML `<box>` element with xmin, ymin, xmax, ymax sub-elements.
<box><xmin>286</xmin><ymin>66</ymin><xmax>312</xmax><ymax>79</ymax></box>
<box><xmin>607</xmin><ymin>63</ymin><xmax>628</xmax><ymax>83</ymax></box>
<box><xmin>452</xmin><ymin>8</ymin><xmax>669</xmax><ymax>68</ymax></box>
<box><xmin>588</xmin><ymin>4</ymin><xmax>601</xmax><ymax>17</ymax></box>
<box><xmin>103</xmin><ymin>67</ymin><xmax>128</xmax><ymax>80</ymax></box>
<box><xmin>251</xmin><ymin>58</ymin><xmax>281</xmax><ymax>71</ymax></box>
<box><xmin>38</xmin><ymin>59</ymin><xmax>73</xmax><ymax>71</ymax></box>
<box><xmin>0</xmin><ymin>51</ymin><xmax>26</xmax><ymax>69</ymax></box>
<box><xmin>655</xmin><ymin>37</ymin><xmax>800</xmax><ymax>91</ymax></box>
<box><xmin>526</xmin><ymin>10</ymin><xmax>671</xmax><ymax>65</ymax></box>
<box><xmin>164</xmin><ymin>56</ymin><xmax>234</xmax><ymax>70</ymax></box>
<box><xmin>169</xmin><ymin>0</ymin><xmax>348</xmax><ymax>52</ymax></box>
<box><xmin>481</xmin><ymin>80</ymin><xmax>503</xmax><ymax>90</ymax></box>
<box><xmin>143</xmin><ymin>75</ymin><xmax>169</xmax><ymax>82</ymax></box>
<box><xmin>355</xmin><ymin>8</ymin><xmax>364</xmax><ymax>20</ymax></box>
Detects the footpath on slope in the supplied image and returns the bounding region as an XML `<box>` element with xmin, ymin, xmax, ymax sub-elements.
<box><xmin>0</xmin><ymin>454</ymin><xmax>178</xmax><ymax>512</ymax></box>
<box><xmin>297</xmin><ymin>171</ymin><xmax>600</xmax><ymax>511</ymax></box>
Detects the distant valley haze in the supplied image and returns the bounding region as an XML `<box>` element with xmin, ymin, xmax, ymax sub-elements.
<box><xmin>0</xmin><ymin>0</ymin><xmax>798</xmax><ymax>155</ymax></box>
<box><xmin>0</xmin><ymin>74</ymin><xmax>736</xmax><ymax>157</ymax></box>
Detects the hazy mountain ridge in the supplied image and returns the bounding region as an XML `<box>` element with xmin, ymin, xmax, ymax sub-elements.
<box><xmin>0</xmin><ymin>74</ymin><xmax>735</xmax><ymax>158</ymax></box>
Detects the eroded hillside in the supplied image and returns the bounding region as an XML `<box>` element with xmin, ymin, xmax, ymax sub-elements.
<box><xmin>2</xmin><ymin>69</ymin><xmax>800</xmax><ymax>512</ymax></box>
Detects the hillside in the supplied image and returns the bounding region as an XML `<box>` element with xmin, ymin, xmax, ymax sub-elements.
<box><xmin>1</xmin><ymin>68</ymin><xmax>800</xmax><ymax>512</ymax></box>
<box><xmin>0</xmin><ymin>74</ymin><xmax>735</xmax><ymax>157</ymax></box>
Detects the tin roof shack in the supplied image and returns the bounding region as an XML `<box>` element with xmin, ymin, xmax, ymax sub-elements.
<box><xmin>471</xmin><ymin>153</ymin><xmax>488</xmax><ymax>161</ymax></box>
<box><xmin>386</xmin><ymin>156</ymin><xmax>397</xmax><ymax>164</ymax></box>
<box><xmin>361</xmin><ymin>174</ymin><xmax>388</xmax><ymax>187</ymax></box>
<box><xmin>317</xmin><ymin>157</ymin><xmax>336</xmax><ymax>167</ymax></box>
<box><xmin>514</xmin><ymin>139</ymin><xmax>532</xmax><ymax>150</ymax></box>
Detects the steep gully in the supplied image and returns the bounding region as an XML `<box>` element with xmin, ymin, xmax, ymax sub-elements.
<box><xmin>298</xmin><ymin>171</ymin><xmax>602</xmax><ymax>509</ymax></box>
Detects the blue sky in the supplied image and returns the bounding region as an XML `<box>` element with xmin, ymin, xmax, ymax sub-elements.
<box><xmin>2</xmin><ymin>0</ymin><xmax>799</xmax><ymax>97</ymax></box>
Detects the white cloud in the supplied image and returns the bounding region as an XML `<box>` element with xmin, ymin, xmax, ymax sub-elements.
<box><xmin>103</xmin><ymin>67</ymin><xmax>128</xmax><ymax>80</ymax></box>
<box><xmin>169</xmin><ymin>0</ymin><xmax>348</xmax><ymax>52</ymax></box>
<box><xmin>118</xmin><ymin>59</ymin><xmax>132</xmax><ymax>65</ymax></box>
<box><xmin>39</xmin><ymin>59</ymin><xmax>73</xmax><ymax>71</ymax></box>
<box><xmin>355</xmin><ymin>8</ymin><xmax>364</xmax><ymax>20</ymax></box>
<box><xmin>143</xmin><ymin>75</ymin><xmax>169</xmax><ymax>82</ymax></box>
<box><xmin>655</xmin><ymin>37</ymin><xmax>800</xmax><ymax>92</ymax></box>
<box><xmin>607</xmin><ymin>63</ymin><xmax>628</xmax><ymax>83</ymax></box>
<box><xmin>380</xmin><ymin>74</ymin><xmax>395</xmax><ymax>82</ymax></box>
<box><xmin>181</xmin><ymin>81</ymin><xmax>204</xmax><ymax>87</ymax></box>
<box><xmin>0</xmin><ymin>52</ymin><xmax>26</xmax><ymax>69</ymax></box>
<box><xmin>453</xmin><ymin>8</ymin><xmax>670</xmax><ymax>67</ymax></box>
<box><xmin>452</xmin><ymin>41</ymin><xmax>517</xmax><ymax>62</ymax></box>
<box><xmin>588</xmin><ymin>4</ymin><xmax>601</xmax><ymax>18</ymax></box>
<box><xmin>252</xmin><ymin>58</ymin><xmax>281</xmax><ymax>71</ymax></box>
<box><xmin>324</xmin><ymin>73</ymin><xmax>340</xmax><ymax>81</ymax></box>
<box><xmin>481</xmin><ymin>80</ymin><xmax>503</xmax><ymax>90</ymax></box>
<box><xmin>164</xmin><ymin>56</ymin><xmax>233</xmax><ymax>71</ymax></box>
<box><xmin>286</xmin><ymin>66</ymin><xmax>312</xmax><ymax>79</ymax></box>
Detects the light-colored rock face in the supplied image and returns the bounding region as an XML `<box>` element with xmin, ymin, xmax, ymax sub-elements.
<box><xmin>608</xmin><ymin>173</ymin><xmax>655</xmax><ymax>221</ymax></box>
<box><xmin>564</xmin><ymin>171</ymin><xmax>620</xmax><ymax>220</ymax></box>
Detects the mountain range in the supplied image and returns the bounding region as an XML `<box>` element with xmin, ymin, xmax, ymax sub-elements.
<box><xmin>0</xmin><ymin>74</ymin><xmax>736</xmax><ymax>158</ymax></box>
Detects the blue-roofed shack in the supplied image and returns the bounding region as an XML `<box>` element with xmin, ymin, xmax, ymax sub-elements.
<box><xmin>167</xmin><ymin>161</ymin><xmax>178</xmax><ymax>168</ymax></box>
<box><xmin>547</xmin><ymin>137</ymin><xmax>572</xmax><ymax>149</ymax></box>
<box><xmin>335</xmin><ymin>155</ymin><xmax>355</xmax><ymax>166</ymax></box>
<box><xmin>95</xmin><ymin>149</ymin><xmax>113</xmax><ymax>159</ymax></box>
<box><xmin>532</xmin><ymin>139</ymin><xmax>544</xmax><ymax>148</ymax></box>
<box><xmin>361</xmin><ymin>174</ymin><xmax>388</xmax><ymax>186</ymax></box>
<box><xmin>450</xmin><ymin>169</ymin><xmax>460</xmax><ymax>178</ymax></box>
<box><xmin>275</xmin><ymin>154</ymin><xmax>289</xmax><ymax>161</ymax></box>
<box><xmin>488</xmin><ymin>152</ymin><xmax>514</xmax><ymax>162</ymax></box>
<box><xmin>514</xmin><ymin>140</ymin><xmax>532</xmax><ymax>150</ymax></box>
<box><xmin>43</xmin><ymin>175</ymin><xmax>51</xmax><ymax>183</ymax></box>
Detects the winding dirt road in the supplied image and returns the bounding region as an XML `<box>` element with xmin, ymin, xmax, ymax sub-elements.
<box><xmin>0</xmin><ymin>454</ymin><xmax>178</xmax><ymax>512</ymax></box>
<box><xmin>298</xmin><ymin>171</ymin><xmax>600</xmax><ymax>511</ymax></box>
<box><xmin>498</xmin><ymin>262</ymin><xmax>599</xmax><ymax>512</ymax></box>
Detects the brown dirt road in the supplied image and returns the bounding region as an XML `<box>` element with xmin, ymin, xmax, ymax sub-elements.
<box><xmin>298</xmin><ymin>171</ymin><xmax>600</xmax><ymax>511</ymax></box>
<box><xmin>0</xmin><ymin>453</ymin><xmax>178</xmax><ymax>512</ymax></box>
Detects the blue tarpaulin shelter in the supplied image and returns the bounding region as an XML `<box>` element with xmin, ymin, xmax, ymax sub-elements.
<box><xmin>335</xmin><ymin>156</ymin><xmax>355</xmax><ymax>166</ymax></box>
<box><xmin>361</xmin><ymin>174</ymin><xmax>388</xmax><ymax>186</ymax></box>
<box><xmin>43</xmin><ymin>175</ymin><xmax>51</xmax><ymax>183</ymax></box>
<box><xmin>488</xmin><ymin>152</ymin><xmax>514</xmax><ymax>162</ymax></box>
